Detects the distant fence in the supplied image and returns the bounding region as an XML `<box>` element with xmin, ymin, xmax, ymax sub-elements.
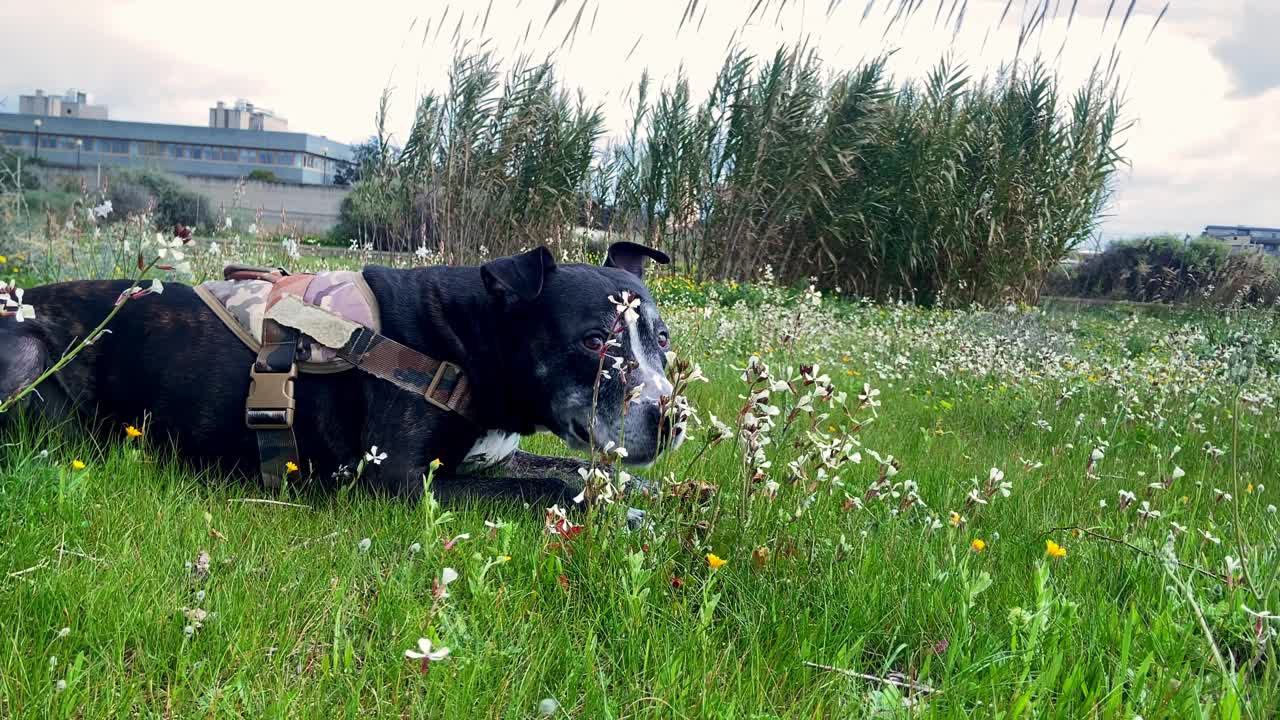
<box><xmin>33</xmin><ymin>165</ymin><xmax>351</xmax><ymax>234</ymax></box>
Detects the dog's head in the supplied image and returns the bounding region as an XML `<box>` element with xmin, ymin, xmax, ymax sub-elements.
<box><xmin>481</xmin><ymin>241</ymin><xmax>682</xmax><ymax>465</ymax></box>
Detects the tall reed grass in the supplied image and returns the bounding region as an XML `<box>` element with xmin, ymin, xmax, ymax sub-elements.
<box><xmin>340</xmin><ymin>45</ymin><xmax>1128</xmax><ymax>305</ymax></box>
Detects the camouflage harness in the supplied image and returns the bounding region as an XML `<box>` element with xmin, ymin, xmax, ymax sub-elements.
<box><xmin>195</xmin><ymin>265</ymin><xmax>479</xmax><ymax>488</ymax></box>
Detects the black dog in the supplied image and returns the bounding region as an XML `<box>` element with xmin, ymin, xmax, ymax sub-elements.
<box><xmin>0</xmin><ymin>242</ymin><xmax>681</xmax><ymax>509</ymax></box>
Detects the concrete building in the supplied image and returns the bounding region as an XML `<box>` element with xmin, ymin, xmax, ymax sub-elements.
<box><xmin>0</xmin><ymin>113</ymin><xmax>351</xmax><ymax>185</ymax></box>
<box><xmin>1203</xmin><ymin>225</ymin><xmax>1280</xmax><ymax>255</ymax></box>
<box><xmin>209</xmin><ymin>99</ymin><xmax>288</xmax><ymax>132</ymax></box>
<box><xmin>19</xmin><ymin>89</ymin><xmax>109</xmax><ymax>120</ymax></box>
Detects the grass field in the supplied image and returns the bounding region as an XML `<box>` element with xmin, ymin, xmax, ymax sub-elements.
<box><xmin>1</xmin><ymin>235</ymin><xmax>1279</xmax><ymax>718</ymax></box>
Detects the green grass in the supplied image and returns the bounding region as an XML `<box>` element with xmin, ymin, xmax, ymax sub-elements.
<box><xmin>2</xmin><ymin>235</ymin><xmax>1279</xmax><ymax>718</ymax></box>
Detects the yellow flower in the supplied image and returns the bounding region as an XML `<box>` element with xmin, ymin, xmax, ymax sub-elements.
<box><xmin>125</xmin><ymin>425</ymin><xmax>143</xmax><ymax>439</ymax></box>
<box><xmin>1246</xmin><ymin>483</ymin><xmax>1254</xmax><ymax>494</ymax></box>
<box><xmin>949</xmin><ymin>511</ymin><xmax>963</xmax><ymax>527</ymax></box>
<box><xmin>706</xmin><ymin>553</ymin><xmax>727</xmax><ymax>570</ymax></box>
<box><xmin>70</xmin><ymin>460</ymin><xmax>86</xmax><ymax>471</ymax></box>
<box><xmin>0</xmin><ymin>255</ymin><xmax>6</xmax><ymax>264</ymax></box>
<box><xmin>1045</xmin><ymin>539</ymin><xmax>1067</xmax><ymax>559</ymax></box>
<box><xmin>499</xmin><ymin>555</ymin><xmax>512</xmax><ymax>563</ymax></box>
<box><xmin>285</xmin><ymin>461</ymin><xmax>299</xmax><ymax>474</ymax></box>
<box><xmin>970</xmin><ymin>538</ymin><xmax>986</xmax><ymax>553</ymax></box>
<box><xmin>429</xmin><ymin>458</ymin><xmax>443</xmax><ymax>470</ymax></box>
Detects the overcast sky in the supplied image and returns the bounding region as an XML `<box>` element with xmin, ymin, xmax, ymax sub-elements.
<box><xmin>2</xmin><ymin>0</ymin><xmax>1276</xmax><ymax>240</ymax></box>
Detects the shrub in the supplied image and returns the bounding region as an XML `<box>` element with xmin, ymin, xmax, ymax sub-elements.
<box><xmin>19</xmin><ymin>190</ymin><xmax>80</xmax><ymax>215</ymax></box>
<box><xmin>108</xmin><ymin>170</ymin><xmax>216</xmax><ymax>232</ymax></box>
<box><xmin>55</xmin><ymin>175</ymin><xmax>87</xmax><ymax>194</ymax></box>
<box><xmin>1059</xmin><ymin>235</ymin><xmax>1280</xmax><ymax>306</ymax></box>
<box><xmin>246</xmin><ymin>169</ymin><xmax>280</xmax><ymax>183</ymax></box>
<box><xmin>0</xmin><ymin>147</ymin><xmax>41</xmax><ymax>192</ymax></box>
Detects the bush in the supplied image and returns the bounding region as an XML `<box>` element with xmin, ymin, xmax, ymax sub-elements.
<box><xmin>56</xmin><ymin>175</ymin><xmax>87</xmax><ymax>194</ymax></box>
<box><xmin>0</xmin><ymin>148</ymin><xmax>41</xmax><ymax>191</ymax></box>
<box><xmin>19</xmin><ymin>190</ymin><xmax>80</xmax><ymax>215</ymax></box>
<box><xmin>108</xmin><ymin>170</ymin><xmax>216</xmax><ymax>232</ymax></box>
<box><xmin>1057</xmin><ymin>235</ymin><xmax>1280</xmax><ymax>306</ymax></box>
<box><xmin>247</xmin><ymin>169</ymin><xmax>280</xmax><ymax>183</ymax></box>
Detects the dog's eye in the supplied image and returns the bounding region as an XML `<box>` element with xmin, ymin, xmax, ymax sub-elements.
<box><xmin>657</xmin><ymin>331</ymin><xmax>670</xmax><ymax>349</ymax></box>
<box><xmin>582</xmin><ymin>335</ymin><xmax>605</xmax><ymax>352</ymax></box>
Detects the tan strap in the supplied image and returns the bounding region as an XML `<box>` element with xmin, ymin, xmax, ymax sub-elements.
<box><xmin>337</xmin><ymin>326</ymin><xmax>478</xmax><ymax>424</ymax></box>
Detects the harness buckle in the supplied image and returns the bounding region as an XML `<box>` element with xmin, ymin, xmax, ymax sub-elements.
<box><xmin>245</xmin><ymin>365</ymin><xmax>297</xmax><ymax>430</ymax></box>
<box><xmin>424</xmin><ymin>361</ymin><xmax>459</xmax><ymax>412</ymax></box>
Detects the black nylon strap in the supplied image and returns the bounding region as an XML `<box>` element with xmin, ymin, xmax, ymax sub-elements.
<box><xmin>249</xmin><ymin>318</ymin><xmax>301</xmax><ymax>489</ymax></box>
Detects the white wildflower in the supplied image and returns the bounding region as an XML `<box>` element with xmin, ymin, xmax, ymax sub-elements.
<box><xmin>404</xmin><ymin>637</ymin><xmax>450</xmax><ymax>663</ymax></box>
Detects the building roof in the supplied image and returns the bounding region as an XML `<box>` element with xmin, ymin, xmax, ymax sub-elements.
<box><xmin>1204</xmin><ymin>224</ymin><xmax>1280</xmax><ymax>234</ymax></box>
<box><xmin>0</xmin><ymin>112</ymin><xmax>351</xmax><ymax>160</ymax></box>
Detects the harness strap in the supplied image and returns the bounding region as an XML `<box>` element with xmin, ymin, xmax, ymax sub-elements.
<box><xmin>337</xmin><ymin>326</ymin><xmax>478</xmax><ymax>424</ymax></box>
<box><xmin>246</xmin><ymin>318</ymin><xmax>301</xmax><ymax>489</ymax></box>
<box><xmin>262</xmin><ymin>293</ymin><xmax>481</xmax><ymax>426</ymax></box>
<box><xmin>238</xmin><ymin>275</ymin><xmax>481</xmax><ymax>489</ymax></box>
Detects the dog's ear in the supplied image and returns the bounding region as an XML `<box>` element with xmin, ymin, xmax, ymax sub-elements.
<box><xmin>482</xmin><ymin>246</ymin><xmax>556</xmax><ymax>304</ymax></box>
<box><xmin>602</xmin><ymin>241</ymin><xmax>670</xmax><ymax>279</ymax></box>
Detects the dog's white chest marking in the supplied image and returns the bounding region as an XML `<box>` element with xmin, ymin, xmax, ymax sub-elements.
<box><xmin>459</xmin><ymin>430</ymin><xmax>521</xmax><ymax>472</ymax></box>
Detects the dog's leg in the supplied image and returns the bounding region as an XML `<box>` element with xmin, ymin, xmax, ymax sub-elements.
<box><xmin>357</xmin><ymin>380</ymin><xmax>439</xmax><ymax>500</ymax></box>
<box><xmin>427</xmin><ymin>470</ymin><xmax>584</xmax><ymax>510</ymax></box>
<box><xmin>499</xmin><ymin>450</ymin><xmax>658</xmax><ymax>497</ymax></box>
<box><xmin>437</xmin><ymin>450</ymin><xmax>653</xmax><ymax>527</ymax></box>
